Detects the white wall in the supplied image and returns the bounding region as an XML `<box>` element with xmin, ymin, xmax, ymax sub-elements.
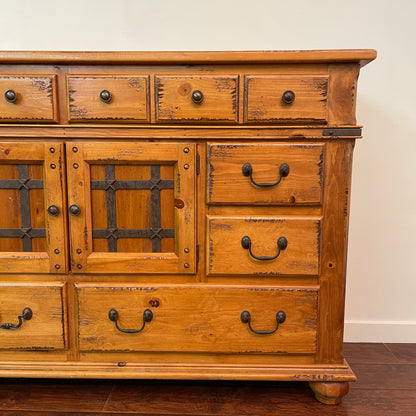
<box><xmin>0</xmin><ymin>0</ymin><xmax>415</xmax><ymax>342</ymax></box>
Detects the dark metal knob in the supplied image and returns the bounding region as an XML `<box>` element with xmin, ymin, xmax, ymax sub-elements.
<box><xmin>47</xmin><ymin>205</ymin><xmax>60</xmax><ymax>217</ymax></box>
<box><xmin>191</xmin><ymin>90</ymin><xmax>204</xmax><ymax>104</ymax></box>
<box><xmin>99</xmin><ymin>89</ymin><xmax>112</xmax><ymax>103</ymax></box>
<box><xmin>68</xmin><ymin>204</ymin><xmax>81</xmax><ymax>216</ymax></box>
<box><xmin>282</xmin><ymin>90</ymin><xmax>295</xmax><ymax>104</ymax></box>
<box><xmin>5</xmin><ymin>89</ymin><xmax>17</xmax><ymax>103</ymax></box>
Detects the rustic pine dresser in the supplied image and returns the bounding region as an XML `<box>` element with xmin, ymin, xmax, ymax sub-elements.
<box><xmin>0</xmin><ymin>50</ymin><xmax>376</xmax><ymax>404</ymax></box>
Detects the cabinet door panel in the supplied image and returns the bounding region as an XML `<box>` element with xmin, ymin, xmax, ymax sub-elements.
<box><xmin>66</xmin><ymin>142</ymin><xmax>196</xmax><ymax>274</ymax></box>
<box><xmin>0</xmin><ymin>142</ymin><xmax>66</xmax><ymax>273</ymax></box>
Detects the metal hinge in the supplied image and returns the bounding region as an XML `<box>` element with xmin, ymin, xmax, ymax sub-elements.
<box><xmin>322</xmin><ymin>127</ymin><xmax>362</xmax><ymax>137</ymax></box>
<box><xmin>196</xmin><ymin>154</ymin><xmax>200</xmax><ymax>175</ymax></box>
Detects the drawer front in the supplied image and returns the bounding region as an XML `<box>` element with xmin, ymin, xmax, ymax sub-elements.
<box><xmin>207</xmin><ymin>143</ymin><xmax>324</xmax><ymax>205</ymax></box>
<box><xmin>246</xmin><ymin>75</ymin><xmax>328</xmax><ymax>123</ymax></box>
<box><xmin>77</xmin><ymin>285</ymin><xmax>317</xmax><ymax>354</ymax></box>
<box><xmin>0</xmin><ymin>283</ymin><xmax>65</xmax><ymax>350</ymax></box>
<box><xmin>0</xmin><ymin>76</ymin><xmax>57</xmax><ymax>123</ymax></box>
<box><xmin>207</xmin><ymin>217</ymin><xmax>321</xmax><ymax>276</ymax></box>
<box><xmin>67</xmin><ymin>76</ymin><xmax>149</xmax><ymax>122</ymax></box>
<box><xmin>156</xmin><ymin>76</ymin><xmax>238</xmax><ymax>123</ymax></box>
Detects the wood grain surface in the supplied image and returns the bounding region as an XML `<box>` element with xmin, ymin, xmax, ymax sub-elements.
<box><xmin>76</xmin><ymin>284</ymin><xmax>318</xmax><ymax>354</ymax></box>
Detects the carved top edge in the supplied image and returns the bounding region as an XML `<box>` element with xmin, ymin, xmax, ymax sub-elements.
<box><xmin>0</xmin><ymin>50</ymin><xmax>377</xmax><ymax>67</ymax></box>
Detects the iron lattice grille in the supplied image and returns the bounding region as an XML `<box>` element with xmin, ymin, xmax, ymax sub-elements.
<box><xmin>91</xmin><ymin>164</ymin><xmax>175</xmax><ymax>253</ymax></box>
<box><xmin>0</xmin><ymin>164</ymin><xmax>45</xmax><ymax>252</ymax></box>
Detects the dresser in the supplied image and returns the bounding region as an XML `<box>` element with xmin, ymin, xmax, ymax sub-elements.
<box><xmin>0</xmin><ymin>50</ymin><xmax>376</xmax><ymax>405</ymax></box>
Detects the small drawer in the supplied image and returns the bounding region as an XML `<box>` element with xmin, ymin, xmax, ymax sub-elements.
<box><xmin>0</xmin><ymin>75</ymin><xmax>58</xmax><ymax>123</ymax></box>
<box><xmin>207</xmin><ymin>216</ymin><xmax>321</xmax><ymax>276</ymax></box>
<box><xmin>67</xmin><ymin>76</ymin><xmax>149</xmax><ymax>122</ymax></box>
<box><xmin>155</xmin><ymin>76</ymin><xmax>238</xmax><ymax>123</ymax></box>
<box><xmin>0</xmin><ymin>283</ymin><xmax>65</xmax><ymax>350</ymax></box>
<box><xmin>77</xmin><ymin>285</ymin><xmax>317</xmax><ymax>354</ymax></box>
<box><xmin>207</xmin><ymin>143</ymin><xmax>324</xmax><ymax>205</ymax></box>
<box><xmin>246</xmin><ymin>75</ymin><xmax>328</xmax><ymax>124</ymax></box>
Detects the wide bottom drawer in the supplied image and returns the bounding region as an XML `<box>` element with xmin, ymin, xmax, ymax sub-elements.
<box><xmin>0</xmin><ymin>283</ymin><xmax>65</xmax><ymax>350</ymax></box>
<box><xmin>77</xmin><ymin>285</ymin><xmax>318</xmax><ymax>354</ymax></box>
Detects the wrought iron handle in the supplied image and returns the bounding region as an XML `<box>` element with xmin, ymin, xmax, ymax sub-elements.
<box><xmin>282</xmin><ymin>90</ymin><xmax>295</xmax><ymax>104</ymax></box>
<box><xmin>99</xmin><ymin>89</ymin><xmax>112</xmax><ymax>103</ymax></box>
<box><xmin>241</xmin><ymin>235</ymin><xmax>288</xmax><ymax>261</ymax></box>
<box><xmin>108</xmin><ymin>308</ymin><xmax>153</xmax><ymax>334</ymax></box>
<box><xmin>191</xmin><ymin>90</ymin><xmax>204</xmax><ymax>104</ymax></box>
<box><xmin>5</xmin><ymin>89</ymin><xmax>17</xmax><ymax>103</ymax></box>
<box><xmin>47</xmin><ymin>205</ymin><xmax>60</xmax><ymax>217</ymax></box>
<box><xmin>242</xmin><ymin>162</ymin><xmax>290</xmax><ymax>187</ymax></box>
<box><xmin>68</xmin><ymin>204</ymin><xmax>81</xmax><ymax>216</ymax></box>
<box><xmin>0</xmin><ymin>307</ymin><xmax>32</xmax><ymax>330</ymax></box>
<box><xmin>241</xmin><ymin>310</ymin><xmax>286</xmax><ymax>335</ymax></box>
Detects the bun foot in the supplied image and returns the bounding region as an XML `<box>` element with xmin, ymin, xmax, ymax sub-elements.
<box><xmin>309</xmin><ymin>381</ymin><xmax>350</xmax><ymax>405</ymax></box>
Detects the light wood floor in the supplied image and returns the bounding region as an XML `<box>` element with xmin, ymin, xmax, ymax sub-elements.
<box><xmin>0</xmin><ymin>343</ymin><xmax>415</xmax><ymax>415</ymax></box>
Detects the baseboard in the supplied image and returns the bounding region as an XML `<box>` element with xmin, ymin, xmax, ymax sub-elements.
<box><xmin>344</xmin><ymin>320</ymin><xmax>416</xmax><ymax>342</ymax></box>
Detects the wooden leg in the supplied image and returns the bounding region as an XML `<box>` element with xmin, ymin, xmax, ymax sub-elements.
<box><xmin>309</xmin><ymin>381</ymin><xmax>350</xmax><ymax>405</ymax></box>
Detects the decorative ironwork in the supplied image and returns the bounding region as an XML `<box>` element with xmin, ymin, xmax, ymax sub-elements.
<box><xmin>0</xmin><ymin>164</ymin><xmax>45</xmax><ymax>252</ymax></box>
<box><xmin>91</xmin><ymin>165</ymin><xmax>175</xmax><ymax>253</ymax></box>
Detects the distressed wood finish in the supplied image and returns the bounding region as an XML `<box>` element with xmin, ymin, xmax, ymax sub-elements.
<box><xmin>0</xmin><ymin>283</ymin><xmax>65</xmax><ymax>350</ymax></box>
<box><xmin>207</xmin><ymin>143</ymin><xmax>324</xmax><ymax>205</ymax></box>
<box><xmin>207</xmin><ymin>217</ymin><xmax>321</xmax><ymax>276</ymax></box>
<box><xmin>155</xmin><ymin>76</ymin><xmax>238</xmax><ymax>123</ymax></box>
<box><xmin>0</xmin><ymin>142</ymin><xmax>66</xmax><ymax>273</ymax></box>
<box><xmin>0</xmin><ymin>75</ymin><xmax>58</xmax><ymax>122</ymax></box>
<box><xmin>66</xmin><ymin>142</ymin><xmax>196</xmax><ymax>274</ymax></box>
<box><xmin>77</xmin><ymin>285</ymin><xmax>318</xmax><ymax>354</ymax></box>
<box><xmin>0</xmin><ymin>50</ymin><xmax>376</xmax><ymax>406</ymax></box>
<box><xmin>246</xmin><ymin>76</ymin><xmax>328</xmax><ymax>123</ymax></box>
<box><xmin>67</xmin><ymin>76</ymin><xmax>149</xmax><ymax>123</ymax></box>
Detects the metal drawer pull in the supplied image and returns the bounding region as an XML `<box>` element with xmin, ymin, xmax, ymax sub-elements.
<box><xmin>4</xmin><ymin>89</ymin><xmax>18</xmax><ymax>103</ymax></box>
<box><xmin>47</xmin><ymin>205</ymin><xmax>60</xmax><ymax>217</ymax></box>
<box><xmin>108</xmin><ymin>308</ymin><xmax>153</xmax><ymax>334</ymax></box>
<box><xmin>241</xmin><ymin>235</ymin><xmax>288</xmax><ymax>261</ymax></box>
<box><xmin>241</xmin><ymin>310</ymin><xmax>286</xmax><ymax>335</ymax></box>
<box><xmin>281</xmin><ymin>90</ymin><xmax>295</xmax><ymax>104</ymax></box>
<box><xmin>99</xmin><ymin>89</ymin><xmax>112</xmax><ymax>103</ymax></box>
<box><xmin>68</xmin><ymin>204</ymin><xmax>81</xmax><ymax>216</ymax></box>
<box><xmin>242</xmin><ymin>162</ymin><xmax>289</xmax><ymax>187</ymax></box>
<box><xmin>0</xmin><ymin>307</ymin><xmax>33</xmax><ymax>330</ymax></box>
<box><xmin>191</xmin><ymin>90</ymin><xmax>204</xmax><ymax>103</ymax></box>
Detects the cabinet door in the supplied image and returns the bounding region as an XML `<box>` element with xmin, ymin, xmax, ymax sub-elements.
<box><xmin>66</xmin><ymin>142</ymin><xmax>196</xmax><ymax>274</ymax></box>
<box><xmin>0</xmin><ymin>142</ymin><xmax>66</xmax><ymax>273</ymax></box>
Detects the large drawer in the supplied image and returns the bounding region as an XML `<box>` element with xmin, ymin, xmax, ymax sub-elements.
<box><xmin>0</xmin><ymin>283</ymin><xmax>65</xmax><ymax>350</ymax></box>
<box><xmin>207</xmin><ymin>217</ymin><xmax>321</xmax><ymax>276</ymax></box>
<box><xmin>67</xmin><ymin>76</ymin><xmax>149</xmax><ymax>122</ymax></box>
<box><xmin>77</xmin><ymin>285</ymin><xmax>317</xmax><ymax>354</ymax></box>
<box><xmin>0</xmin><ymin>75</ymin><xmax>58</xmax><ymax>123</ymax></box>
<box><xmin>246</xmin><ymin>75</ymin><xmax>328</xmax><ymax>124</ymax></box>
<box><xmin>155</xmin><ymin>76</ymin><xmax>238</xmax><ymax>123</ymax></box>
<box><xmin>207</xmin><ymin>143</ymin><xmax>324</xmax><ymax>205</ymax></box>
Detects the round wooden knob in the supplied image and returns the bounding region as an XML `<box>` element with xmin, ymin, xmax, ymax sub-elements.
<box><xmin>191</xmin><ymin>90</ymin><xmax>204</xmax><ymax>104</ymax></box>
<box><xmin>99</xmin><ymin>90</ymin><xmax>112</xmax><ymax>103</ymax></box>
<box><xmin>282</xmin><ymin>90</ymin><xmax>295</xmax><ymax>104</ymax></box>
<box><xmin>5</xmin><ymin>89</ymin><xmax>17</xmax><ymax>103</ymax></box>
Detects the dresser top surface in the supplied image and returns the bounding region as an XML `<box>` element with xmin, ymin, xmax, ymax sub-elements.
<box><xmin>0</xmin><ymin>49</ymin><xmax>376</xmax><ymax>66</ymax></box>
